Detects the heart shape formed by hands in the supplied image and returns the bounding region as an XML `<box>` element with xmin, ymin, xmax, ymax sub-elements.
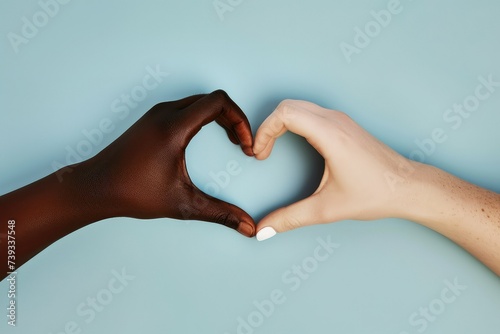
<box><xmin>186</xmin><ymin>119</ymin><xmax>324</xmax><ymax>231</ymax></box>
<box><xmin>83</xmin><ymin>91</ymin><xmax>407</xmax><ymax>241</ymax></box>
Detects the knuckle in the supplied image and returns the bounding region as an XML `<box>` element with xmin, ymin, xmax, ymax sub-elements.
<box><xmin>147</xmin><ymin>102</ymin><xmax>165</xmax><ymax>115</ymax></box>
<box><xmin>279</xmin><ymin>99</ymin><xmax>296</xmax><ymax>107</ymax></box>
<box><xmin>276</xmin><ymin>100</ymin><xmax>298</xmax><ymax>123</ymax></box>
<box><xmin>214</xmin><ymin>211</ymin><xmax>238</xmax><ymax>229</ymax></box>
<box><xmin>281</xmin><ymin>212</ymin><xmax>302</xmax><ymax>231</ymax></box>
<box><xmin>334</xmin><ymin>110</ymin><xmax>352</xmax><ymax>122</ymax></box>
<box><xmin>211</xmin><ymin>89</ymin><xmax>230</xmax><ymax>101</ymax></box>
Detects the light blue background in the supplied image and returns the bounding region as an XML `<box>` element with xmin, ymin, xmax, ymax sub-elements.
<box><xmin>1</xmin><ymin>0</ymin><xmax>500</xmax><ymax>333</ymax></box>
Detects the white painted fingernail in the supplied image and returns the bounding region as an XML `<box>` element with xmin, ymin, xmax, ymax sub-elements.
<box><xmin>256</xmin><ymin>227</ymin><xmax>277</xmax><ymax>241</ymax></box>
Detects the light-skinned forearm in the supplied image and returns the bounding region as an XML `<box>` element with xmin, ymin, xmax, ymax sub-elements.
<box><xmin>401</xmin><ymin>162</ymin><xmax>500</xmax><ymax>275</ymax></box>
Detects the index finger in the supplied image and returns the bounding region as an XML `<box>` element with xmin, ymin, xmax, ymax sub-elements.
<box><xmin>253</xmin><ymin>100</ymin><xmax>329</xmax><ymax>160</ymax></box>
<box><xmin>180</xmin><ymin>90</ymin><xmax>254</xmax><ymax>156</ymax></box>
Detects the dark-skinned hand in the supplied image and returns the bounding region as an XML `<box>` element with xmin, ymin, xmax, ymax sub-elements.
<box><xmin>0</xmin><ymin>90</ymin><xmax>256</xmax><ymax>275</ymax></box>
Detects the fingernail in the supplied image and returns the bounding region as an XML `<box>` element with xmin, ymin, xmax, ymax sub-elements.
<box><xmin>243</xmin><ymin>146</ymin><xmax>255</xmax><ymax>156</ymax></box>
<box><xmin>237</xmin><ymin>221</ymin><xmax>255</xmax><ymax>237</ymax></box>
<box><xmin>256</xmin><ymin>227</ymin><xmax>277</xmax><ymax>241</ymax></box>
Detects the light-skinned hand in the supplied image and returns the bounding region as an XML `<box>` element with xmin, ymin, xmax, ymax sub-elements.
<box><xmin>253</xmin><ymin>99</ymin><xmax>500</xmax><ymax>276</ymax></box>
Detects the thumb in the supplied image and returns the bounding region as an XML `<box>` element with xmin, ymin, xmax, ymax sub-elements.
<box><xmin>256</xmin><ymin>194</ymin><xmax>326</xmax><ymax>241</ymax></box>
<box><xmin>176</xmin><ymin>186</ymin><xmax>256</xmax><ymax>237</ymax></box>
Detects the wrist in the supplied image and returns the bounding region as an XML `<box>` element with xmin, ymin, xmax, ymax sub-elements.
<box><xmin>397</xmin><ymin>161</ymin><xmax>456</xmax><ymax>229</ymax></box>
<box><xmin>63</xmin><ymin>158</ymin><xmax>118</xmax><ymax>223</ymax></box>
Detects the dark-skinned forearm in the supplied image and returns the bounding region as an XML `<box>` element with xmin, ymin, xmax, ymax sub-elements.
<box><xmin>0</xmin><ymin>162</ymin><xmax>106</xmax><ymax>277</ymax></box>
